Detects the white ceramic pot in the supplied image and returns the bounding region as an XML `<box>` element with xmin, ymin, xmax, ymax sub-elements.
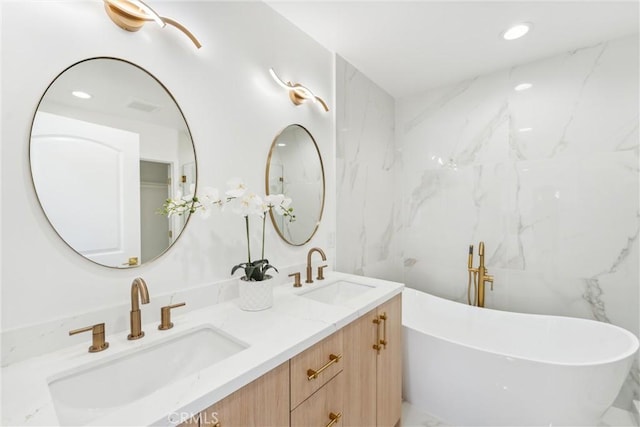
<box><xmin>238</xmin><ymin>275</ymin><xmax>273</xmax><ymax>311</ymax></box>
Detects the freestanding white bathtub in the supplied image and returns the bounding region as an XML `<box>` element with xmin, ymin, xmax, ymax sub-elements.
<box><xmin>402</xmin><ymin>288</ymin><xmax>639</xmax><ymax>426</ymax></box>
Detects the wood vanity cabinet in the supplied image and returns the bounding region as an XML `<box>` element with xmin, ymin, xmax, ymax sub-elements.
<box><xmin>290</xmin><ymin>330</ymin><xmax>344</xmax><ymax>427</ymax></box>
<box><xmin>291</xmin><ymin>372</ymin><xmax>344</xmax><ymax>427</ymax></box>
<box><xmin>180</xmin><ymin>361</ymin><xmax>289</xmax><ymax>427</ymax></box>
<box><xmin>343</xmin><ymin>294</ymin><xmax>402</xmax><ymax>427</ymax></box>
<box><xmin>179</xmin><ymin>294</ymin><xmax>401</xmax><ymax>427</ymax></box>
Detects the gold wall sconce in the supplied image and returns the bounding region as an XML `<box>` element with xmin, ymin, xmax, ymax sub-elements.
<box><xmin>103</xmin><ymin>0</ymin><xmax>202</xmax><ymax>49</ymax></box>
<box><xmin>269</xmin><ymin>68</ymin><xmax>329</xmax><ymax>112</ymax></box>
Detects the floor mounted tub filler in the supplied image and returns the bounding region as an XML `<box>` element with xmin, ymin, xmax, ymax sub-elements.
<box><xmin>402</xmin><ymin>287</ymin><xmax>639</xmax><ymax>426</ymax></box>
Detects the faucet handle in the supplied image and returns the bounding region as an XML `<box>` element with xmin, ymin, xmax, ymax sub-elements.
<box><xmin>158</xmin><ymin>302</ymin><xmax>186</xmax><ymax>330</ymax></box>
<box><xmin>288</xmin><ymin>272</ymin><xmax>302</xmax><ymax>287</ymax></box>
<box><xmin>485</xmin><ymin>273</ymin><xmax>494</xmax><ymax>291</ymax></box>
<box><xmin>69</xmin><ymin>323</ymin><xmax>109</xmax><ymax>353</ymax></box>
<box><xmin>317</xmin><ymin>265</ymin><xmax>328</xmax><ymax>280</ymax></box>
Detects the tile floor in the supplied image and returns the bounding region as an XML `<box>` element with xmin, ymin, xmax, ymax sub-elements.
<box><xmin>401</xmin><ymin>401</ymin><xmax>638</xmax><ymax>427</ymax></box>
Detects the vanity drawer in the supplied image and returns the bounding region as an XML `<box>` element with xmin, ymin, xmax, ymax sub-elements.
<box><xmin>291</xmin><ymin>371</ymin><xmax>344</xmax><ymax>427</ymax></box>
<box><xmin>290</xmin><ymin>329</ymin><xmax>344</xmax><ymax>409</ymax></box>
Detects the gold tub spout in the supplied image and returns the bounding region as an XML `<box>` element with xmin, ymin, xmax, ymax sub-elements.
<box><xmin>467</xmin><ymin>241</ymin><xmax>494</xmax><ymax>308</ymax></box>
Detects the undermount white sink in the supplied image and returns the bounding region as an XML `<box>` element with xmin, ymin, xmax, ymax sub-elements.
<box><xmin>299</xmin><ymin>280</ymin><xmax>376</xmax><ymax>306</ymax></box>
<box><xmin>48</xmin><ymin>325</ymin><xmax>247</xmax><ymax>426</ymax></box>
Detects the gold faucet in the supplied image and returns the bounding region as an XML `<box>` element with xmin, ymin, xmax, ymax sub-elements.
<box><xmin>128</xmin><ymin>277</ymin><xmax>150</xmax><ymax>340</ymax></box>
<box><xmin>467</xmin><ymin>241</ymin><xmax>494</xmax><ymax>307</ymax></box>
<box><xmin>306</xmin><ymin>247</ymin><xmax>327</xmax><ymax>283</ymax></box>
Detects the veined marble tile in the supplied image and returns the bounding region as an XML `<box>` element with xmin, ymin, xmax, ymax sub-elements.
<box><xmin>509</xmin><ymin>36</ymin><xmax>639</xmax><ymax>161</ymax></box>
<box><xmin>400</xmin><ymin>71</ymin><xmax>510</xmax><ymax>173</ymax></box>
<box><xmin>395</xmin><ymin>34</ymin><xmax>639</xmax><ymax>411</ymax></box>
<box><xmin>513</xmin><ymin>151</ymin><xmax>638</xmax><ymax>279</ymax></box>
<box><xmin>336</xmin><ymin>55</ymin><xmax>401</xmax><ymax>280</ymax></box>
<box><xmin>403</xmin><ymin>162</ymin><xmax>511</xmax><ymax>278</ymax></box>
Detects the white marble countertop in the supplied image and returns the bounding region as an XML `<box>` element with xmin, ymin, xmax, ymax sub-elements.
<box><xmin>2</xmin><ymin>271</ymin><xmax>404</xmax><ymax>426</ymax></box>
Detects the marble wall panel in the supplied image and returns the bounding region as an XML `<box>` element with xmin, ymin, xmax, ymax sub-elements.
<box><xmin>336</xmin><ymin>55</ymin><xmax>402</xmax><ymax>281</ymax></box>
<box><xmin>396</xmin><ymin>35</ymin><xmax>639</xmax><ymax>409</ymax></box>
<box><xmin>337</xmin><ymin>34</ymin><xmax>638</xmax><ymax>411</ymax></box>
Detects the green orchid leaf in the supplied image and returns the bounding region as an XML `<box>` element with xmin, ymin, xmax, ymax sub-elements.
<box><xmin>244</xmin><ymin>265</ymin><xmax>258</xmax><ymax>280</ymax></box>
<box><xmin>262</xmin><ymin>264</ymin><xmax>278</xmax><ymax>275</ymax></box>
<box><xmin>231</xmin><ymin>263</ymin><xmax>247</xmax><ymax>276</ymax></box>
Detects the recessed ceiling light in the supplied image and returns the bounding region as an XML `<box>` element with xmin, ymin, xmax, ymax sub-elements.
<box><xmin>502</xmin><ymin>23</ymin><xmax>532</xmax><ymax>41</ymax></box>
<box><xmin>514</xmin><ymin>83</ymin><xmax>533</xmax><ymax>91</ymax></box>
<box><xmin>71</xmin><ymin>90</ymin><xmax>92</xmax><ymax>99</ymax></box>
<box><xmin>518</xmin><ymin>127</ymin><xmax>533</xmax><ymax>133</ymax></box>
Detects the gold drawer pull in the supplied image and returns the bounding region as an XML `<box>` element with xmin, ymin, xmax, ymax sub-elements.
<box><xmin>307</xmin><ymin>353</ymin><xmax>342</xmax><ymax>381</ymax></box>
<box><xmin>326</xmin><ymin>411</ymin><xmax>342</xmax><ymax>427</ymax></box>
<box><xmin>379</xmin><ymin>312</ymin><xmax>388</xmax><ymax>348</ymax></box>
<box><xmin>373</xmin><ymin>316</ymin><xmax>381</xmax><ymax>354</ymax></box>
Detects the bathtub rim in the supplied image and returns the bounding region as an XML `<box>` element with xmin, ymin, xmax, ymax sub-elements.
<box><xmin>402</xmin><ymin>288</ymin><xmax>640</xmax><ymax>367</ymax></box>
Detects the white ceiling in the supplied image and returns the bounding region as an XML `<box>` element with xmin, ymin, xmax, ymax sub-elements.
<box><xmin>265</xmin><ymin>1</ymin><xmax>640</xmax><ymax>98</ymax></box>
<box><xmin>40</xmin><ymin>58</ymin><xmax>188</xmax><ymax>132</ymax></box>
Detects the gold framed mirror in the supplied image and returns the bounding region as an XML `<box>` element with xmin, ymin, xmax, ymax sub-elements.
<box><xmin>29</xmin><ymin>57</ymin><xmax>197</xmax><ymax>268</ymax></box>
<box><xmin>266</xmin><ymin>124</ymin><xmax>325</xmax><ymax>246</ymax></box>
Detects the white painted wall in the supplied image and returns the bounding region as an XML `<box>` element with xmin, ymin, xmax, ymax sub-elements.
<box><xmin>1</xmin><ymin>1</ymin><xmax>334</xmax><ymax>333</ymax></box>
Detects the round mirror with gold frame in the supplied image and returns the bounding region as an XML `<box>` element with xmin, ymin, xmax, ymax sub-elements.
<box><xmin>266</xmin><ymin>124</ymin><xmax>325</xmax><ymax>246</ymax></box>
<box><xmin>29</xmin><ymin>57</ymin><xmax>197</xmax><ymax>268</ymax></box>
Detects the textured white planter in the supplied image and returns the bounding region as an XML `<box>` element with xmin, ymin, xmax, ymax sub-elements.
<box><xmin>238</xmin><ymin>275</ymin><xmax>273</xmax><ymax>311</ymax></box>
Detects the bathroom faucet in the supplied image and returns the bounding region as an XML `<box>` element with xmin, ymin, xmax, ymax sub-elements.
<box><xmin>477</xmin><ymin>242</ymin><xmax>494</xmax><ymax>308</ymax></box>
<box><xmin>306</xmin><ymin>247</ymin><xmax>327</xmax><ymax>283</ymax></box>
<box><xmin>467</xmin><ymin>242</ymin><xmax>494</xmax><ymax>308</ymax></box>
<box><xmin>128</xmin><ymin>277</ymin><xmax>150</xmax><ymax>340</ymax></box>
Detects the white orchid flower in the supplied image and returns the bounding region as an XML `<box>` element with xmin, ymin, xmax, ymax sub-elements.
<box><xmin>276</xmin><ymin>196</ymin><xmax>292</xmax><ymax>216</ymax></box>
<box><xmin>262</xmin><ymin>194</ymin><xmax>281</xmax><ymax>214</ymax></box>
<box><xmin>199</xmin><ymin>207</ymin><xmax>213</xmax><ymax>219</ymax></box>
<box><xmin>225</xmin><ymin>178</ymin><xmax>247</xmax><ymax>198</ymax></box>
<box><xmin>190</xmin><ymin>186</ymin><xmax>220</xmax><ymax>218</ymax></box>
<box><xmin>264</xmin><ymin>193</ymin><xmax>284</xmax><ymax>207</ymax></box>
<box><xmin>199</xmin><ymin>187</ymin><xmax>221</xmax><ymax>206</ymax></box>
<box><xmin>235</xmin><ymin>192</ymin><xmax>264</xmax><ymax>217</ymax></box>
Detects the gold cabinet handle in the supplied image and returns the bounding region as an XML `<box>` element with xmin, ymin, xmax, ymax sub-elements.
<box><xmin>307</xmin><ymin>353</ymin><xmax>342</xmax><ymax>381</ymax></box>
<box><xmin>158</xmin><ymin>302</ymin><xmax>186</xmax><ymax>330</ymax></box>
<box><xmin>379</xmin><ymin>312</ymin><xmax>388</xmax><ymax>348</ymax></box>
<box><xmin>372</xmin><ymin>316</ymin><xmax>381</xmax><ymax>354</ymax></box>
<box><xmin>69</xmin><ymin>323</ymin><xmax>109</xmax><ymax>353</ymax></box>
<box><xmin>326</xmin><ymin>412</ymin><xmax>342</xmax><ymax>427</ymax></box>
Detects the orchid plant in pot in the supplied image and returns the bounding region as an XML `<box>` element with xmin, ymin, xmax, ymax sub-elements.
<box><xmin>225</xmin><ymin>179</ymin><xmax>295</xmax><ymax>282</ymax></box>
<box><xmin>160</xmin><ymin>179</ymin><xmax>294</xmax><ymax>310</ymax></box>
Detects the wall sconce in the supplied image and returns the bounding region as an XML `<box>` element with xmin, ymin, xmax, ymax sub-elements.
<box><xmin>103</xmin><ymin>0</ymin><xmax>202</xmax><ymax>49</ymax></box>
<box><xmin>269</xmin><ymin>68</ymin><xmax>329</xmax><ymax>112</ymax></box>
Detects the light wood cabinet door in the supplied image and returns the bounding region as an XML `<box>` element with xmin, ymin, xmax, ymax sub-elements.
<box><xmin>342</xmin><ymin>307</ymin><xmax>378</xmax><ymax>427</ymax></box>
<box><xmin>291</xmin><ymin>372</ymin><xmax>344</xmax><ymax>427</ymax></box>
<box><xmin>376</xmin><ymin>294</ymin><xmax>402</xmax><ymax>427</ymax></box>
<box><xmin>200</xmin><ymin>362</ymin><xmax>290</xmax><ymax>427</ymax></box>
